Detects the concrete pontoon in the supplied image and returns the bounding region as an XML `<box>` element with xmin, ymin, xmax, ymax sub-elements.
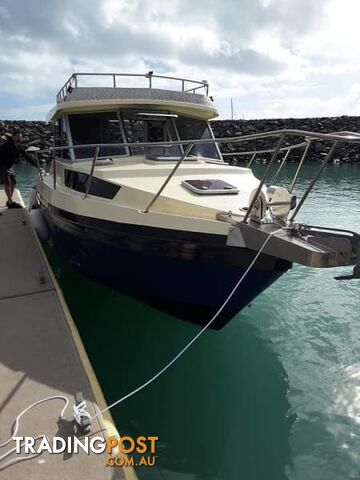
<box><xmin>0</xmin><ymin>190</ymin><xmax>137</xmax><ymax>480</ymax></box>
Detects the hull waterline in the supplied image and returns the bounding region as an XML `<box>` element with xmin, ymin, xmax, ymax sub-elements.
<box><xmin>43</xmin><ymin>207</ymin><xmax>291</xmax><ymax>329</ymax></box>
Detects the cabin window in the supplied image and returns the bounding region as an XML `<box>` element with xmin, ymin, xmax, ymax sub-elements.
<box><xmin>122</xmin><ymin>112</ymin><xmax>220</xmax><ymax>160</ymax></box>
<box><xmin>64</xmin><ymin>170</ymin><xmax>120</xmax><ymax>199</ymax></box>
<box><xmin>66</xmin><ymin>110</ymin><xmax>221</xmax><ymax>161</ymax></box>
<box><xmin>175</xmin><ymin>117</ymin><xmax>220</xmax><ymax>159</ymax></box>
<box><xmin>122</xmin><ymin>110</ymin><xmax>182</xmax><ymax>158</ymax></box>
<box><xmin>68</xmin><ymin>112</ymin><xmax>127</xmax><ymax>159</ymax></box>
<box><xmin>54</xmin><ymin>118</ymin><xmax>70</xmax><ymax>159</ymax></box>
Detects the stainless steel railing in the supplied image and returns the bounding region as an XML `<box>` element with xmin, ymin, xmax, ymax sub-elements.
<box><xmin>34</xmin><ymin>128</ymin><xmax>360</xmax><ymax>222</ymax></box>
<box><xmin>56</xmin><ymin>72</ymin><xmax>209</xmax><ymax>103</ymax></box>
<box><xmin>221</xmin><ymin>139</ymin><xmax>309</xmax><ymax>166</ymax></box>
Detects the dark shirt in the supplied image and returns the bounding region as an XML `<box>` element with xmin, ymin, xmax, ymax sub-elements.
<box><xmin>0</xmin><ymin>138</ymin><xmax>36</xmax><ymax>169</ymax></box>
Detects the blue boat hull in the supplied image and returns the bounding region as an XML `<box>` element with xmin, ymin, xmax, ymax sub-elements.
<box><xmin>44</xmin><ymin>207</ymin><xmax>291</xmax><ymax>328</ymax></box>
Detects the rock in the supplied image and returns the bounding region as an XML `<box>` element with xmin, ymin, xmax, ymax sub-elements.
<box><xmin>212</xmin><ymin>116</ymin><xmax>360</xmax><ymax>163</ymax></box>
<box><xmin>0</xmin><ymin>120</ymin><xmax>53</xmax><ymax>163</ymax></box>
<box><xmin>1</xmin><ymin>116</ymin><xmax>360</xmax><ymax>164</ymax></box>
<box><xmin>27</xmin><ymin>138</ymin><xmax>41</xmax><ymax>146</ymax></box>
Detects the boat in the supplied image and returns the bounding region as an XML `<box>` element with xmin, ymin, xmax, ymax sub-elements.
<box><xmin>30</xmin><ymin>72</ymin><xmax>360</xmax><ymax>329</ymax></box>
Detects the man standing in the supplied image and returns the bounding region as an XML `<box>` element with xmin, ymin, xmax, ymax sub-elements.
<box><xmin>0</xmin><ymin>130</ymin><xmax>36</xmax><ymax>208</ymax></box>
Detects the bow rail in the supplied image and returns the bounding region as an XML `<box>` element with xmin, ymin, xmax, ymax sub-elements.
<box><xmin>33</xmin><ymin>128</ymin><xmax>360</xmax><ymax>220</ymax></box>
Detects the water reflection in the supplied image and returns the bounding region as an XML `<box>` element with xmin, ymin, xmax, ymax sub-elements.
<box><xmin>48</xmin><ymin>245</ymin><xmax>295</xmax><ymax>480</ymax></box>
<box><xmin>17</xmin><ymin>162</ymin><xmax>360</xmax><ymax>480</ymax></box>
<box><xmin>251</xmin><ymin>162</ymin><xmax>360</xmax><ymax>228</ymax></box>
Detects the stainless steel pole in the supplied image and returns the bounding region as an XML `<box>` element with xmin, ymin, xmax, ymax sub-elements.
<box><xmin>143</xmin><ymin>143</ymin><xmax>193</xmax><ymax>213</ymax></box>
<box><xmin>84</xmin><ymin>146</ymin><xmax>100</xmax><ymax>199</ymax></box>
<box><xmin>242</xmin><ymin>135</ymin><xmax>285</xmax><ymax>224</ymax></box>
<box><xmin>289</xmin><ymin>141</ymin><xmax>338</xmax><ymax>221</ymax></box>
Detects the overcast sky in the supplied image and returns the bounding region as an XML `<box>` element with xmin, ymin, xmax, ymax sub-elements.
<box><xmin>0</xmin><ymin>0</ymin><xmax>359</xmax><ymax>120</ymax></box>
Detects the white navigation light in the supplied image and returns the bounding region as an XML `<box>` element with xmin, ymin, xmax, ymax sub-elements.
<box><xmin>266</xmin><ymin>186</ymin><xmax>295</xmax><ymax>219</ymax></box>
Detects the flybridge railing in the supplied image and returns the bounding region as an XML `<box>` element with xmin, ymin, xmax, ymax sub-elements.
<box><xmin>56</xmin><ymin>72</ymin><xmax>209</xmax><ymax>103</ymax></box>
<box><xmin>34</xmin><ymin>129</ymin><xmax>360</xmax><ymax>219</ymax></box>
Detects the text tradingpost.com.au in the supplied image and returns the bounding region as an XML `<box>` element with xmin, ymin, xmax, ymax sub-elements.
<box><xmin>13</xmin><ymin>435</ymin><xmax>159</xmax><ymax>468</ymax></box>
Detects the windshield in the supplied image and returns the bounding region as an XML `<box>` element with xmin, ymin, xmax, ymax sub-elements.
<box><xmin>68</xmin><ymin>112</ymin><xmax>127</xmax><ymax>159</ymax></box>
<box><xmin>67</xmin><ymin>110</ymin><xmax>221</xmax><ymax>161</ymax></box>
<box><xmin>174</xmin><ymin>116</ymin><xmax>220</xmax><ymax>159</ymax></box>
<box><xmin>122</xmin><ymin>110</ymin><xmax>182</xmax><ymax>158</ymax></box>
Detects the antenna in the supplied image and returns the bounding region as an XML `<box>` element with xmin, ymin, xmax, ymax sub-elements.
<box><xmin>230</xmin><ymin>98</ymin><xmax>234</xmax><ymax>120</ymax></box>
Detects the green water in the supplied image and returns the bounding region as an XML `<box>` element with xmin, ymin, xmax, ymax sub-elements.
<box><xmin>15</xmin><ymin>162</ymin><xmax>360</xmax><ymax>479</ymax></box>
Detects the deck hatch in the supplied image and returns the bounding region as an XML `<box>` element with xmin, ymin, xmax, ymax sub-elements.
<box><xmin>181</xmin><ymin>179</ymin><xmax>239</xmax><ymax>195</ymax></box>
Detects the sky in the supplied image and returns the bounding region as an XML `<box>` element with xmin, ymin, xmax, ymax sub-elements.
<box><xmin>0</xmin><ymin>0</ymin><xmax>360</xmax><ymax>120</ymax></box>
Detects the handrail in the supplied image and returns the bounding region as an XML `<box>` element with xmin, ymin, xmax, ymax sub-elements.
<box><xmin>221</xmin><ymin>140</ymin><xmax>309</xmax><ymax>157</ymax></box>
<box><xmin>36</xmin><ymin>129</ymin><xmax>360</xmax><ymax>154</ymax></box>
<box><xmin>36</xmin><ymin>128</ymin><xmax>360</xmax><ymax>219</ymax></box>
<box><xmin>270</xmin><ymin>148</ymin><xmax>292</xmax><ymax>185</ymax></box>
<box><xmin>56</xmin><ymin>72</ymin><xmax>209</xmax><ymax>103</ymax></box>
<box><xmin>242</xmin><ymin>135</ymin><xmax>285</xmax><ymax>224</ymax></box>
<box><xmin>289</xmin><ymin>141</ymin><xmax>311</xmax><ymax>193</ymax></box>
<box><xmin>143</xmin><ymin>143</ymin><xmax>194</xmax><ymax>213</ymax></box>
<box><xmin>84</xmin><ymin>146</ymin><xmax>99</xmax><ymax>199</ymax></box>
<box><xmin>289</xmin><ymin>142</ymin><xmax>338</xmax><ymax>221</ymax></box>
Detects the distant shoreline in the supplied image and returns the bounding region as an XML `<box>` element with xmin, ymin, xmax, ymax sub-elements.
<box><xmin>1</xmin><ymin>116</ymin><xmax>360</xmax><ymax>163</ymax></box>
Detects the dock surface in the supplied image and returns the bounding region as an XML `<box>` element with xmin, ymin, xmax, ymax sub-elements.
<box><xmin>0</xmin><ymin>191</ymin><xmax>136</xmax><ymax>480</ymax></box>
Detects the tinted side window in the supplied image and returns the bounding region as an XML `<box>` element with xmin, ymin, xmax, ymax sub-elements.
<box><xmin>64</xmin><ymin>170</ymin><xmax>88</xmax><ymax>192</ymax></box>
<box><xmin>68</xmin><ymin>112</ymin><xmax>127</xmax><ymax>159</ymax></box>
<box><xmin>64</xmin><ymin>170</ymin><xmax>120</xmax><ymax>199</ymax></box>
<box><xmin>90</xmin><ymin>177</ymin><xmax>120</xmax><ymax>199</ymax></box>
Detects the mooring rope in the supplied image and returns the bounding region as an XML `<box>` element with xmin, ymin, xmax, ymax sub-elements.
<box><xmin>90</xmin><ymin>228</ymin><xmax>280</xmax><ymax>421</ymax></box>
<box><xmin>0</xmin><ymin>228</ymin><xmax>279</xmax><ymax>470</ymax></box>
<box><xmin>0</xmin><ymin>396</ymin><xmax>69</xmax><ymax>470</ymax></box>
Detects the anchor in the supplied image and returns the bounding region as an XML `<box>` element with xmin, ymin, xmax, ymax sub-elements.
<box><xmin>335</xmin><ymin>263</ymin><xmax>360</xmax><ymax>280</ymax></box>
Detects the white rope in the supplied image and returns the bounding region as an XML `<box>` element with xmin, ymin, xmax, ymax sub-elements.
<box><xmin>0</xmin><ymin>395</ymin><xmax>70</xmax><ymax>471</ymax></box>
<box><xmin>91</xmin><ymin>228</ymin><xmax>280</xmax><ymax>421</ymax></box>
<box><xmin>0</xmin><ymin>228</ymin><xmax>280</xmax><ymax>471</ymax></box>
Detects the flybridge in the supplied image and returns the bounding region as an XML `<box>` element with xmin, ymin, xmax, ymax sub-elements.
<box><xmin>56</xmin><ymin>72</ymin><xmax>210</xmax><ymax>103</ymax></box>
<box><xmin>48</xmin><ymin>72</ymin><xmax>217</xmax><ymax>123</ymax></box>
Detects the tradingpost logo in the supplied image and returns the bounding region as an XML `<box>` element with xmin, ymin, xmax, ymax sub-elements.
<box><xmin>12</xmin><ymin>435</ymin><xmax>159</xmax><ymax>468</ymax></box>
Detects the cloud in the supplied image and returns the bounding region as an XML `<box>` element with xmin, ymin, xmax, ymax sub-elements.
<box><xmin>257</xmin><ymin>83</ymin><xmax>360</xmax><ymax>119</ymax></box>
<box><xmin>1</xmin><ymin>0</ymin><xmax>359</xmax><ymax>120</ymax></box>
<box><xmin>0</xmin><ymin>102</ymin><xmax>53</xmax><ymax>120</ymax></box>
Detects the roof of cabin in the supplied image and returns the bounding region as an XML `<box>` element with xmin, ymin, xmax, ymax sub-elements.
<box><xmin>47</xmin><ymin>72</ymin><xmax>218</xmax><ymax>122</ymax></box>
<box><xmin>62</xmin><ymin>87</ymin><xmax>213</xmax><ymax>105</ymax></box>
